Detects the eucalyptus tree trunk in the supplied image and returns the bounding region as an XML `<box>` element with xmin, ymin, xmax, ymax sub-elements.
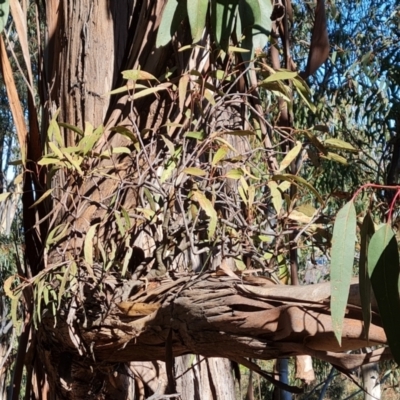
<box><xmin>4</xmin><ymin>1</ymin><xmax>389</xmax><ymax>399</ymax></box>
<box><xmin>35</xmin><ymin>1</ymin><xmax>239</xmax><ymax>398</ymax></box>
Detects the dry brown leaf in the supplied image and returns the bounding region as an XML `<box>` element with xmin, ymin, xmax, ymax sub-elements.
<box><xmin>117</xmin><ymin>301</ymin><xmax>161</xmax><ymax>317</ymax></box>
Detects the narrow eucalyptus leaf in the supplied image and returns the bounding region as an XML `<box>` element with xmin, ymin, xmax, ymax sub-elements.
<box><xmin>330</xmin><ymin>201</ymin><xmax>357</xmax><ymax>346</ymax></box>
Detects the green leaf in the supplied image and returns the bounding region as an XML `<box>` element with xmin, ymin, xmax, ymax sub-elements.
<box><xmin>58</xmin><ymin>122</ymin><xmax>84</xmax><ymax>137</ymax></box>
<box><xmin>238</xmin><ymin>0</ymin><xmax>272</xmax><ymax>60</ymax></box>
<box><xmin>212</xmin><ymin>145</ymin><xmax>229</xmax><ymax>166</ymax></box>
<box><xmin>178</xmin><ymin>74</ymin><xmax>189</xmax><ymax>112</ymax></box>
<box><xmin>330</xmin><ymin>201</ymin><xmax>357</xmax><ymax>346</ymax></box>
<box><xmin>121</xmin><ymin>245</ymin><xmax>133</xmax><ymax>277</ymax></box>
<box><xmin>321</xmin><ymin>152</ymin><xmax>348</xmax><ymax>165</ymax></box>
<box><xmin>226</xmin><ymin>169</ymin><xmax>244</xmax><ymax>179</ymax></box>
<box><xmin>359</xmin><ymin>212</ymin><xmax>374</xmax><ymax>341</ymax></box>
<box><xmin>58</xmin><ymin>262</ymin><xmax>77</xmax><ymax>308</ymax></box>
<box><xmin>0</xmin><ymin>1</ymin><xmax>10</xmax><ymax>33</ymax></box>
<box><xmin>29</xmin><ymin>189</ymin><xmax>53</xmax><ymax>209</ymax></box>
<box><xmin>211</xmin><ymin>0</ymin><xmax>238</xmax><ymax>51</ymax></box>
<box><xmin>47</xmin><ymin>110</ymin><xmax>62</xmax><ymax>146</ymax></box>
<box><xmin>278</xmin><ymin>141</ymin><xmax>302</xmax><ymax>172</ymax></box>
<box><xmin>156</xmin><ymin>0</ymin><xmax>188</xmax><ymax>48</ymax></box>
<box><xmin>293</xmin><ymin>75</ymin><xmax>316</xmax><ymax>113</ymax></box>
<box><xmin>46</xmin><ymin>223</ymin><xmax>69</xmax><ymax>248</ymax></box>
<box><xmin>112</xmin><ymin>147</ymin><xmax>131</xmax><ymax>154</ymax></box>
<box><xmin>183</xmin><ymin>167</ymin><xmax>207</xmax><ymax>177</ymax></box>
<box><xmin>272</xmin><ymin>174</ymin><xmax>323</xmax><ymax>204</ymax></box>
<box><xmin>267</xmin><ymin>181</ymin><xmax>282</xmax><ymax>214</ymax></box>
<box><xmin>368</xmin><ymin>224</ymin><xmax>400</xmax><ymax>365</ymax></box>
<box><xmin>262</xmin><ymin>70</ymin><xmax>298</xmax><ymax>83</ymax></box>
<box><xmin>301</xmin><ymin>130</ymin><xmax>328</xmax><ymax>155</ymax></box>
<box><xmin>48</xmin><ymin>141</ymin><xmax>64</xmax><ymax>159</ymax></box>
<box><xmin>184</xmin><ymin>131</ymin><xmax>205</xmax><ymax>140</ymax></box>
<box><xmin>191</xmin><ymin>190</ymin><xmax>217</xmax><ymax>238</ymax></box>
<box><xmin>122</xmin><ymin>70</ymin><xmax>158</xmax><ymax>81</ymax></box>
<box><xmin>324</xmin><ymin>138</ymin><xmax>358</xmax><ymax>153</ymax></box>
<box><xmin>187</xmin><ymin>0</ymin><xmax>208</xmax><ymax>43</ymax></box>
<box><xmin>38</xmin><ymin>157</ymin><xmax>61</xmax><ymax>166</ymax></box>
<box><xmin>84</xmin><ymin>224</ymin><xmax>99</xmax><ymax>267</ymax></box>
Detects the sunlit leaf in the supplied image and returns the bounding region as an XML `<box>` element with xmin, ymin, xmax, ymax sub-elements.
<box><xmin>324</xmin><ymin>138</ymin><xmax>358</xmax><ymax>153</ymax></box>
<box><xmin>262</xmin><ymin>70</ymin><xmax>298</xmax><ymax>83</ymax></box>
<box><xmin>84</xmin><ymin>224</ymin><xmax>99</xmax><ymax>267</ymax></box>
<box><xmin>321</xmin><ymin>152</ymin><xmax>348</xmax><ymax>165</ymax></box>
<box><xmin>267</xmin><ymin>181</ymin><xmax>282</xmax><ymax>213</ymax></box>
<box><xmin>156</xmin><ymin>0</ymin><xmax>187</xmax><ymax>47</ymax></box>
<box><xmin>187</xmin><ymin>0</ymin><xmax>208</xmax><ymax>43</ymax></box>
<box><xmin>179</xmin><ymin>74</ymin><xmax>189</xmax><ymax>112</ymax></box>
<box><xmin>212</xmin><ymin>145</ymin><xmax>229</xmax><ymax>166</ymax></box>
<box><xmin>191</xmin><ymin>190</ymin><xmax>217</xmax><ymax>238</ymax></box>
<box><xmin>0</xmin><ymin>192</ymin><xmax>11</xmax><ymax>202</ymax></box>
<box><xmin>293</xmin><ymin>75</ymin><xmax>316</xmax><ymax>112</ymax></box>
<box><xmin>122</xmin><ymin>70</ymin><xmax>158</xmax><ymax>81</ymax></box>
<box><xmin>278</xmin><ymin>141</ymin><xmax>302</xmax><ymax>172</ymax></box>
<box><xmin>226</xmin><ymin>169</ymin><xmax>244</xmax><ymax>179</ymax></box>
<box><xmin>112</xmin><ymin>147</ymin><xmax>131</xmax><ymax>154</ymax></box>
<box><xmin>330</xmin><ymin>201</ymin><xmax>357</xmax><ymax>345</ymax></box>
<box><xmin>29</xmin><ymin>189</ymin><xmax>53</xmax><ymax>209</ymax></box>
<box><xmin>272</xmin><ymin>174</ymin><xmax>323</xmax><ymax>204</ymax></box>
<box><xmin>183</xmin><ymin>167</ymin><xmax>207</xmax><ymax>177</ymax></box>
<box><xmin>184</xmin><ymin>131</ymin><xmax>205</xmax><ymax>140</ymax></box>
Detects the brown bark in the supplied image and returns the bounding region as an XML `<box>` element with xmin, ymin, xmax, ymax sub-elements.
<box><xmin>36</xmin><ymin>273</ymin><xmax>390</xmax><ymax>398</ymax></box>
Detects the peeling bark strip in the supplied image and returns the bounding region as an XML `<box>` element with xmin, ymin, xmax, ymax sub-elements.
<box><xmin>38</xmin><ymin>273</ymin><xmax>390</xmax><ymax>396</ymax></box>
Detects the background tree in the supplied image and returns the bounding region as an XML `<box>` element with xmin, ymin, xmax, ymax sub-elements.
<box><xmin>0</xmin><ymin>0</ymin><xmax>399</xmax><ymax>399</ymax></box>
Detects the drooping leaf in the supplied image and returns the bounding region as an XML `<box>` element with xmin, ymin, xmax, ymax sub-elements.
<box><xmin>368</xmin><ymin>224</ymin><xmax>400</xmax><ymax>365</ymax></box>
<box><xmin>272</xmin><ymin>174</ymin><xmax>323</xmax><ymax>204</ymax></box>
<box><xmin>238</xmin><ymin>0</ymin><xmax>272</xmax><ymax>59</ymax></box>
<box><xmin>324</xmin><ymin>138</ymin><xmax>358</xmax><ymax>153</ymax></box>
<box><xmin>84</xmin><ymin>224</ymin><xmax>99</xmax><ymax>267</ymax></box>
<box><xmin>191</xmin><ymin>190</ymin><xmax>217</xmax><ymax>238</ymax></box>
<box><xmin>359</xmin><ymin>212</ymin><xmax>374</xmax><ymax>341</ymax></box>
<box><xmin>267</xmin><ymin>181</ymin><xmax>282</xmax><ymax>214</ymax></box>
<box><xmin>211</xmin><ymin>0</ymin><xmax>238</xmax><ymax>51</ymax></box>
<box><xmin>187</xmin><ymin>0</ymin><xmax>208</xmax><ymax>43</ymax></box>
<box><xmin>29</xmin><ymin>189</ymin><xmax>54</xmax><ymax>209</ymax></box>
<box><xmin>330</xmin><ymin>201</ymin><xmax>357</xmax><ymax>345</ymax></box>
<box><xmin>292</xmin><ymin>75</ymin><xmax>316</xmax><ymax>112</ymax></box>
<box><xmin>262</xmin><ymin>70</ymin><xmax>298</xmax><ymax>83</ymax></box>
<box><xmin>212</xmin><ymin>145</ymin><xmax>229</xmax><ymax>166</ymax></box>
<box><xmin>278</xmin><ymin>141</ymin><xmax>302</xmax><ymax>172</ymax></box>
<box><xmin>178</xmin><ymin>74</ymin><xmax>189</xmax><ymax>112</ymax></box>
<box><xmin>321</xmin><ymin>152</ymin><xmax>348</xmax><ymax>165</ymax></box>
<box><xmin>301</xmin><ymin>0</ymin><xmax>329</xmax><ymax>78</ymax></box>
<box><xmin>156</xmin><ymin>0</ymin><xmax>188</xmax><ymax>47</ymax></box>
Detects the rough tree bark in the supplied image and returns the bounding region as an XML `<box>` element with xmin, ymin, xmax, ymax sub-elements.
<box><xmin>6</xmin><ymin>1</ymin><xmax>389</xmax><ymax>399</ymax></box>
<box><xmin>36</xmin><ymin>273</ymin><xmax>391</xmax><ymax>398</ymax></box>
